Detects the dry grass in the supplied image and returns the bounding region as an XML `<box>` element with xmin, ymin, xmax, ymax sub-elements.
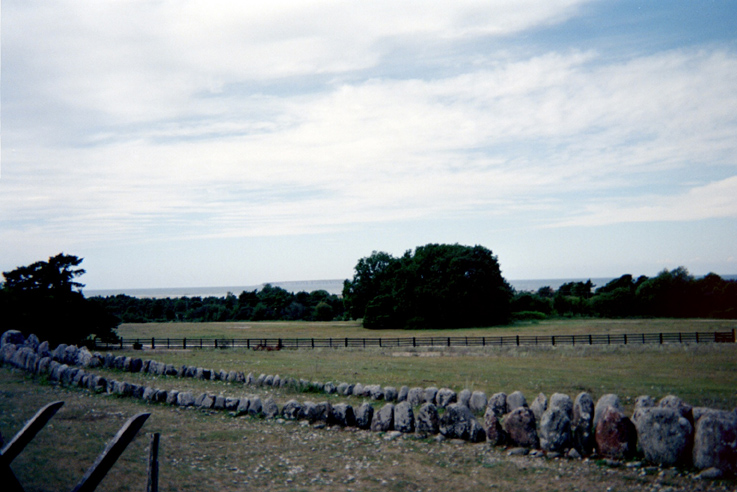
<box><xmin>4</xmin><ymin>369</ymin><xmax>734</xmax><ymax>492</ymax></box>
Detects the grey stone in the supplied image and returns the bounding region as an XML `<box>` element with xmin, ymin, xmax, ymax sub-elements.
<box><xmin>271</xmin><ymin>374</ymin><xmax>280</xmax><ymax>386</ymax></box>
<box><xmin>549</xmin><ymin>393</ymin><xmax>573</xmax><ymax>420</ymax></box>
<box><xmin>469</xmin><ymin>391</ymin><xmax>488</xmax><ymax>414</ymax></box>
<box><xmin>1</xmin><ymin>330</ymin><xmax>25</xmax><ymax>347</ymax></box>
<box><xmin>282</xmin><ymin>400</ymin><xmax>302</xmax><ymax>420</ymax></box>
<box><xmin>507</xmin><ymin>391</ymin><xmax>528</xmax><ymax>412</ymax></box>
<box><xmin>37</xmin><ymin>341</ymin><xmax>52</xmax><ymax>358</ymax></box>
<box><xmin>371</xmin><ymin>403</ymin><xmax>394</xmax><ymax>432</ymax></box>
<box><xmin>262</xmin><ymin>398</ymin><xmax>279</xmax><ymax>418</ymax></box>
<box><xmin>353</xmin><ymin>383</ymin><xmax>364</xmax><ymax>396</ymax></box>
<box><xmin>397</xmin><ymin>386</ymin><xmax>409</xmax><ymax>402</ymax></box>
<box><xmin>439</xmin><ymin>403</ymin><xmax>484</xmax><ymax>442</ymax></box>
<box><xmin>436</xmin><ymin>388</ymin><xmax>457</xmax><ymax>408</ymax></box>
<box><xmin>407</xmin><ymin>387</ymin><xmax>424</xmax><ymax>407</ymax></box>
<box><xmin>696</xmin><ymin>467</ymin><xmax>724</xmax><ymax>480</ymax></box>
<box><xmin>458</xmin><ymin>389</ymin><xmax>472</xmax><ymax>407</ymax></box>
<box><xmin>236</xmin><ymin>397</ymin><xmax>250</xmax><ymax>416</ymax></box>
<box><xmin>368</xmin><ymin>385</ymin><xmax>384</xmax><ymax>400</ymax></box>
<box><xmin>63</xmin><ymin>345</ymin><xmax>79</xmax><ymax>365</ymax></box>
<box><xmin>632</xmin><ymin>395</ymin><xmax>656</xmax><ymax>425</ymax></box>
<box><xmin>692</xmin><ymin>411</ymin><xmax>737</xmax><ymax>474</ymax></box>
<box><xmin>635</xmin><ymin>407</ymin><xmax>692</xmax><ymax>467</ymax></box>
<box><xmin>165</xmin><ymin>364</ymin><xmax>177</xmax><ymax>376</ymax></box>
<box><xmin>416</xmin><ymin>403</ymin><xmax>439</xmax><ymax>435</ymax></box>
<box><xmin>166</xmin><ymin>390</ymin><xmax>179</xmax><ymax>405</ymax></box>
<box><xmin>37</xmin><ymin>357</ymin><xmax>52</xmax><ymax>375</ymax></box>
<box><xmin>143</xmin><ymin>387</ymin><xmax>157</xmax><ymax>401</ymax></box>
<box><xmin>324</xmin><ymin>382</ymin><xmax>337</xmax><ymax>394</ymax></box>
<box><xmin>594</xmin><ymin>394</ymin><xmax>623</xmax><ymax>429</ymax></box>
<box><xmin>531</xmin><ymin>393</ymin><xmax>547</xmax><ymax>422</ymax></box>
<box><xmin>261</xmin><ymin>374</ymin><xmax>272</xmax><ymax>386</ymax></box>
<box><xmin>329</xmin><ymin>403</ymin><xmax>356</xmax><ymax>427</ymax></box>
<box><xmin>248</xmin><ymin>397</ymin><xmax>262</xmax><ymax>417</ymax></box>
<box><xmin>384</xmin><ymin>386</ymin><xmax>398</xmax><ymax>402</ymax></box>
<box><xmin>355</xmin><ymin>403</ymin><xmax>374</xmax><ymax>430</ymax></box>
<box><xmin>502</xmin><ymin>407</ymin><xmax>538</xmax><ymax>448</ymax></box>
<box><xmin>0</xmin><ymin>343</ymin><xmax>17</xmax><ymax>364</ymax></box>
<box><xmin>24</xmin><ymin>334</ymin><xmax>40</xmax><ymax>350</ymax></box>
<box><xmin>573</xmin><ymin>392</ymin><xmax>595</xmax><ymax>455</ymax></box>
<box><xmin>394</xmin><ymin>402</ymin><xmax>415</xmax><ymax>433</ymax></box>
<box><xmin>177</xmin><ymin>392</ymin><xmax>195</xmax><ymax>407</ymax></box>
<box><xmin>195</xmin><ymin>393</ymin><xmax>214</xmax><ymax>409</ymax></box>
<box><xmin>246</xmin><ymin>372</ymin><xmax>255</xmax><ymax>385</ymax></box>
<box><xmin>658</xmin><ymin>395</ymin><xmax>693</xmax><ymax>422</ymax></box>
<box><xmin>539</xmin><ymin>407</ymin><xmax>572</xmax><ymax>453</ymax></box>
<box><xmin>424</xmin><ymin>387</ymin><xmax>438</xmax><ymax>405</ymax></box>
<box><xmin>337</xmin><ymin>382</ymin><xmax>349</xmax><ymax>395</ymax></box>
<box><xmin>224</xmin><ymin>397</ymin><xmax>239</xmax><ymax>411</ymax></box>
<box><xmin>52</xmin><ymin>344</ymin><xmax>68</xmax><ymax>362</ymax></box>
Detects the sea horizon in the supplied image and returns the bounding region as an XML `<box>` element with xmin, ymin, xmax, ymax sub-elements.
<box><xmin>86</xmin><ymin>274</ymin><xmax>737</xmax><ymax>299</ymax></box>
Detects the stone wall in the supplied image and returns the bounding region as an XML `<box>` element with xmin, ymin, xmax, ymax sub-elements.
<box><xmin>1</xmin><ymin>329</ymin><xmax>735</xmax><ymax>478</ymax></box>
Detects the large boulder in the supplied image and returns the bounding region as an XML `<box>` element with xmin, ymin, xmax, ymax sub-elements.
<box><xmin>248</xmin><ymin>397</ymin><xmax>263</xmax><ymax>417</ymax></box>
<box><xmin>355</xmin><ymin>403</ymin><xmax>374</xmax><ymax>430</ymax></box>
<box><xmin>407</xmin><ymin>387</ymin><xmax>424</xmax><ymax>407</ymax></box>
<box><xmin>282</xmin><ymin>400</ymin><xmax>302</xmax><ymax>420</ymax></box>
<box><xmin>394</xmin><ymin>401</ymin><xmax>415</xmax><ymax>433</ymax></box>
<box><xmin>549</xmin><ymin>393</ymin><xmax>573</xmax><ymax>420</ymax></box>
<box><xmin>436</xmin><ymin>388</ymin><xmax>457</xmax><ymax>408</ymax></box>
<box><xmin>457</xmin><ymin>389</ymin><xmax>472</xmax><ymax>407</ymax></box>
<box><xmin>370</xmin><ymin>404</ymin><xmax>394</xmax><ymax>432</ymax></box>
<box><xmin>692</xmin><ymin>411</ymin><xmax>737</xmax><ymax>475</ymax></box>
<box><xmin>594</xmin><ymin>394</ymin><xmax>623</xmax><ymax>429</ymax></box>
<box><xmin>424</xmin><ymin>387</ymin><xmax>438</xmax><ymax>405</ymax></box>
<box><xmin>484</xmin><ymin>408</ymin><xmax>506</xmax><ymax>446</ymax></box>
<box><xmin>539</xmin><ymin>407</ymin><xmax>573</xmax><ymax>453</ymax></box>
<box><xmin>530</xmin><ymin>393</ymin><xmax>547</xmax><ymax>422</ymax></box>
<box><xmin>329</xmin><ymin>403</ymin><xmax>356</xmax><ymax>427</ymax></box>
<box><xmin>573</xmin><ymin>392</ymin><xmax>595</xmax><ymax>455</ymax></box>
<box><xmin>469</xmin><ymin>391</ymin><xmax>488</xmax><ymax>414</ymax></box>
<box><xmin>1</xmin><ymin>330</ymin><xmax>25</xmax><ymax>347</ymax></box>
<box><xmin>195</xmin><ymin>393</ymin><xmax>215</xmax><ymax>409</ymax></box>
<box><xmin>36</xmin><ymin>341</ymin><xmax>52</xmax><ymax>359</ymax></box>
<box><xmin>384</xmin><ymin>387</ymin><xmax>398</xmax><ymax>402</ymax></box>
<box><xmin>658</xmin><ymin>395</ymin><xmax>693</xmax><ymax>423</ymax></box>
<box><xmin>488</xmin><ymin>393</ymin><xmax>508</xmax><ymax>418</ymax></box>
<box><xmin>24</xmin><ymin>334</ymin><xmax>40</xmax><ymax>351</ymax></box>
<box><xmin>631</xmin><ymin>395</ymin><xmax>656</xmax><ymax>425</ymax></box>
<box><xmin>236</xmin><ymin>397</ymin><xmax>250</xmax><ymax>416</ymax></box>
<box><xmin>397</xmin><ymin>386</ymin><xmax>409</xmax><ymax>402</ymax></box>
<box><xmin>502</xmin><ymin>407</ymin><xmax>538</xmax><ymax>448</ymax></box>
<box><xmin>177</xmin><ymin>392</ymin><xmax>195</xmax><ymax>407</ymax></box>
<box><xmin>440</xmin><ymin>403</ymin><xmax>485</xmax><ymax>442</ymax></box>
<box><xmin>507</xmin><ymin>391</ymin><xmax>527</xmax><ymax>412</ymax></box>
<box><xmin>262</xmin><ymin>398</ymin><xmax>279</xmax><ymax>419</ymax></box>
<box><xmin>595</xmin><ymin>407</ymin><xmax>636</xmax><ymax>460</ymax></box>
<box><xmin>368</xmin><ymin>385</ymin><xmax>384</xmax><ymax>400</ymax></box>
<box><xmin>635</xmin><ymin>407</ymin><xmax>693</xmax><ymax>467</ymax></box>
<box><xmin>416</xmin><ymin>403</ymin><xmax>439</xmax><ymax>435</ymax></box>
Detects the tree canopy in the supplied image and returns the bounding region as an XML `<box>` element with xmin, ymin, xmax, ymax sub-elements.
<box><xmin>343</xmin><ymin>244</ymin><xmax>513</xmax><ymax>329</ymax></box>
<box><xmin>1</xmin><ymin>254</ymin><xmax>119</xmax><ymax>346</ymax></box>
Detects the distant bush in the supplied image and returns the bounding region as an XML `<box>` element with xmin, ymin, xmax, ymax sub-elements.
<box><xmin>511</xmin><ymin>311</ymin><xmax>548</xmax><ymax>321</ymax></box>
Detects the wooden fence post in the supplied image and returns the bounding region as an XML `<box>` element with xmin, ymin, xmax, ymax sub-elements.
<box><xmin>147</xmin><ymin>433</ymin><xmax>159</xmax><ymax>492</ymax></box>
<box><xmin>183</xmin><ymin>338</ymin><xmax>186</xmax><ymax>349</ymax></box>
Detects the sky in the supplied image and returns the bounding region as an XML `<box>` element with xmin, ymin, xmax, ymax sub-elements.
<box><xmin>2</xmin><ymin>0</ymin><xmax>737</xmax><ymax>291</ymax></box>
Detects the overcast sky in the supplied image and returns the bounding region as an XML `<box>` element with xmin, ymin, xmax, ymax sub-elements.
<box><xmin>2</xmin><ymin>1</ymin><xmax>737</xmax><ymax>290</ymax></box>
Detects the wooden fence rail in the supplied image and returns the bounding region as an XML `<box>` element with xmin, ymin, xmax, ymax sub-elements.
<box><xmin>94</xmin><ymin>329</ymin><xmax>736</xmax><ymax>351</ymax></box>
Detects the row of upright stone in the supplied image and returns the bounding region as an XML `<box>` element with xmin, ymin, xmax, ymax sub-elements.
<box><xmin>1</xmin><ymin>329</ymin><xmax>735</xmax><ymax>477</ymax></box>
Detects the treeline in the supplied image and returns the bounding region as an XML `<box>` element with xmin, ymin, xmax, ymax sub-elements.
<box><xmin>512</xmin><ymin>267</ymin><xmax>737</xmax><ymax>320</ymax></box>
<box><xmin>91</xmin><ymin>284</ymin><xmax>346</xmax><ymax>323</ymax></box>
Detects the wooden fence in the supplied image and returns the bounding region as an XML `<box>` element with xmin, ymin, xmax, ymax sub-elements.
<box><xmin>94</xmin><ymin>329</ymin><xmax>736</xmax><ymax>351</ymax></box>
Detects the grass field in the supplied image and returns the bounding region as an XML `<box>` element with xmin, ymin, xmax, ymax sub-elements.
<box><xmin>112</xmin><ymin>319</ymin><xmax>737</xmax><ymax>411</ymax></box>
<box><xmin>2</xmin><ymin>318</ymin><xmax>736</xmax><ymax>491</ymax></box>
<box><xmin>3</xmin><ymin>369</ymin><xmax>734</xmax><ymax>492</ymax></box>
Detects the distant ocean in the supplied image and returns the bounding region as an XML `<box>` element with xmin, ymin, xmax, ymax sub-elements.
<box><xmin>86</xmin><ymin>274</ymin><xmax>737</xmax><ymax>299</ymax></box>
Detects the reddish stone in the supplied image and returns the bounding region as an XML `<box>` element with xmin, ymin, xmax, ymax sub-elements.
<box><xmin>595</xmin><ymin>407</ymin><xmax>637</xmax><ymax>459</ymax></box>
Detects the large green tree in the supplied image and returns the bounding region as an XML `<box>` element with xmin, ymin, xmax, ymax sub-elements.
<box><xmin>344</xmin><ymin>244</ymin><xmax>513</xmax><ymax>329</ymax></box>
<box><xmin>1</xmin><ymin>254</ymin><xmax>119</xmax><ymax>346</ymax></box>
